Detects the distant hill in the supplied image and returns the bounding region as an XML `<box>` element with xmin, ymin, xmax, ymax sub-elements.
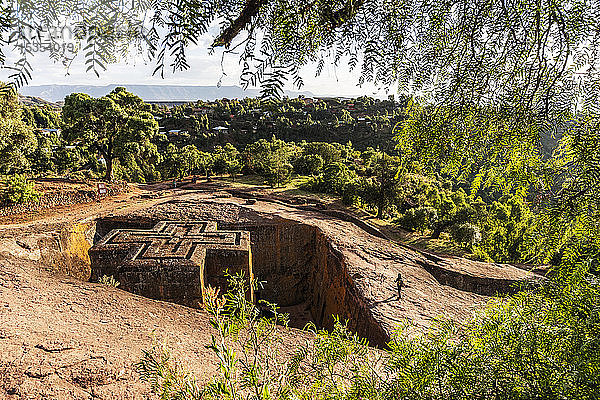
<box><xmin>18</xmin><ymin>84</ymin><xmax>314</xmax><ymax>103</ymax></box>
<box><xmin>18</xmin><ymin>94</ymin><xmax>61</xmax><ymax>109</ymax></box>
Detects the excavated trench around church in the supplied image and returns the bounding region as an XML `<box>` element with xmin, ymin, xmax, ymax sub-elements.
<box><xmin>84</xmin><ymin>215</ymin><xmax>391</xmax><ymax>346</ymax></box>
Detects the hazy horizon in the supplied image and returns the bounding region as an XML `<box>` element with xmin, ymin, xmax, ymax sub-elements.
<box><xmin>18</xmin><ymin>83</ymin><xmax>321</xmax><ymax>103</ymax></box>
<box><xmin>1</xmin><ymin>34</ymin><xmax>392</xmax><ymax>101</ymax></box>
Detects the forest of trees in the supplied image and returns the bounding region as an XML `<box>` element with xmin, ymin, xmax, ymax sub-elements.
<box><xmin>0</xmin><ymin>87</ymin><xmax>537</xmax><ymax>263</ymax></box>
<box><xmin>153</xmin><ymin>95</ymin><xmax>402</xmax><ymax>150</ymax></box>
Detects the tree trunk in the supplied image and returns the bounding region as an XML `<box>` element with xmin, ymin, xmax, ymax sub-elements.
<box><xmin>102</xmin><ymin>143</ymin><xmax>114</xmax><ymax>181</ymax></box>
<box><xmin>431</xmin><ymin>223</ymin><xmax>446</xmax><ymax>239</ymax></box>
<box><xmin>377</xmin><ymin>201</ymin><xmax>384</xmax><ymax>219</ymax></box>
<box><xmin>105</xmin><ymin>157</ymin><xmax>113</xmax><ymax>181</ymax></box>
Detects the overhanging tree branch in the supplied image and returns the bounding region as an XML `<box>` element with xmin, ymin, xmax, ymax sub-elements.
<box><xmin>213</xmin><ymin>0</ymin><xmax>367</xmax><ymax>48</ymax></box>
<box><xmin>213</xmin><ymin>0</ymin><xmax>270</xmax><ymax>48</ymax></box>
<box><xmin>326</xmin><ymin>0</ymin><xmax>366</xmax><ymax>30</ymax></box>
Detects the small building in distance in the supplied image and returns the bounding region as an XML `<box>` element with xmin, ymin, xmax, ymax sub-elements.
<box><xmin>39</xmin><ymin>128</ymin><xmax>61</xmax><ymax>136</ymax></box>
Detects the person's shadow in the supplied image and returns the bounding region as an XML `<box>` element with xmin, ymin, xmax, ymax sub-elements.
<box><xmin>370</xmin><ymin>295</ymin><xmax>397</xmax><ymax>307</ymax></box>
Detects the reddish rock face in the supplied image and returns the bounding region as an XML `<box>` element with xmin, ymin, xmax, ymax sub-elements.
<box><xmin>89</xmin><ymin>220</ymin><xmax>252</xmax><ymax>307</ymax></box>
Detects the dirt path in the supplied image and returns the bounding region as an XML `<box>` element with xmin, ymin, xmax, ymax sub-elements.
<box><xmin>0</xmin><ymin>184</ymin><xmax>200</xmax><ymax>237</ymax></box>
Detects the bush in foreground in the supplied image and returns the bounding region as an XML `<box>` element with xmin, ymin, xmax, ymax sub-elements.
<box><xmin>137</xmin><ymin>266</ymin><xmax>600</xmax><ymax>400</ymax></box>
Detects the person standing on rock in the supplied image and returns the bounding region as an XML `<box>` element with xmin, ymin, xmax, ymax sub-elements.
<box><xmin>395</xmin><ymin>272</ymin><xmax>405</xmax><ymax>299</ymax></box>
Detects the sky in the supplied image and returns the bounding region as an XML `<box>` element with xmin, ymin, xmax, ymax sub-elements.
<box><xmin>0</xmin><ymin>32</ymin><xmax>393</xmax><ymax>98</ymax></box>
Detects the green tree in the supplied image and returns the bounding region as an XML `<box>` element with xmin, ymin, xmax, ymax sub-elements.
<box><xmin>398</xmin><ymin>206</ymin><xmax>438</xmax><ymax>234</ymax></box>
<box><xmin>213</xmin><ymin>143</ymin><xmax>242</xmax><ymax>180</ymax></box>
<box><xmin>293</xmin><ymin>154</ymin><xmax>324</xmax><ymax>175</ymax></box>
<box><xmin>62</xmin><ymin>87</ymin><xmax>158</xmax><ymax>181</ymax></box>
<box><xmin>357</xmin><ymin>153</ymin><xmax>402</xmax><ymax>219</ymax></box>
<box><xmin>524</xmin><ymin>114</ymin><xmax>600</xmax><ymax>267</ymax></box>
<box><xmin>7</xmin><ymin>0</ymin><xmax>598</xmax><ymax>116</ymax></box>
<box><xmin>30</xmin><ymin>128</ymin><xmax>64</xmax><ymax>173</ymax></box>
<box><xmin>430</xmin><ymin>189</ymin><xmax>477</xmax><ymax>239</ymax></box>
<box><xmin>244</xmin><ymin>137</ymin><xmax>294</xmax><ymax>187</ymax></box>
<box><xmin>0</xmin><ymin>84</ymin><xmax>37</xmax><ymax>174</ymax></box>
<box><xmin>474</xmin><ymin>197</ymin><xmax>534</xmax><ymax>262</ymax></box>
<box><xmin>302</xmin><ymin>142</ymin><xmax>341</xmax><ymax>165</ymax></box>
<box><xmin>197</xmin><ymin>151</ymin><xmax>215</xmax><ymax>179</ymax></box>
<box><xmin>161</xmin><ymin>144</ymin><xmax>183</xmax><ymax>179</ymax></box>
<box><xmin>22</xmin><ymin>105</ymin><xmax>61</xmax><ymax>129</ymax></box>
<box><xmin>161</xmin><ymin>144</ymin><xmax>208</xmax><ymax>180</ymax></box>
<box><xmin>309</xmin><ymin>162</ymin><xmax>357</xmax><ymax>196</ymax></box>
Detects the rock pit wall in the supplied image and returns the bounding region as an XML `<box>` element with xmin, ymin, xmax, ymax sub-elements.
<box><xmin>220</xmin><ymin>220</ymin><xmax>389</xmax><ymax>345</ymax></box>
<box><xmin>92</xmin><ymin>214</ymin><xmax>390</xmax><ymax>346</ymax></box>
<box><xmin>37</xmin><ymin>222</ymin><xmax>95</xmax><ymax>280</ymax></box>
<box><xmin>218</xmin><ymin>221</ymin><xmax>314</xmax><ymax>307</ymax></box>
<box><xmin>310</xmin><ymin>231</ymin><xmax>390</xmax><ymax>345</ymax></box>
<box><xmin>417</xmin><ymin>259</ymin><xmax>522</xmax><ymax>296</ymax></box>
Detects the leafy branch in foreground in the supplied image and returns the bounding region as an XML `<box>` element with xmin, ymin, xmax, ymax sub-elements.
<box><xmin>395</xmin><ymin>103</ymin><xmax>600</xmax><ymax>268</ymax></box>
<box><xmin>3</xmin><ymin>1</ymin><xmax>600</xmax><ymax>109</ymax></box>
<box><xmin>137</xmin><ymin>265</ymin><xmax>600</xmax><ymax>399</ymax></box>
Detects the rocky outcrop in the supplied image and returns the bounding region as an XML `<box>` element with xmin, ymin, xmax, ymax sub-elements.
<box><xmin>5</xmin><ymin>194</ymin><xmax>535</xmax><ymax>350</ymax></box>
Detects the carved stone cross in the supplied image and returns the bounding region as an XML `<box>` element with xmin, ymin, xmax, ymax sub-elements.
<box><xmin>89</xmin><ymin>220</ymin><xmax>252</xmax><ymax>307</ymax></box>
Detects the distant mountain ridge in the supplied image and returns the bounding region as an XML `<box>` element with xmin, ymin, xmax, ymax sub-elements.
<box><xmin>18</xmin><ymin>94</ymin><xmax>61</xmax><ymax>109</ymax></box>
<box><xmin>19</xmin><ymin>84</ymin><xmax>314</xmax><ymax>103</ymax></box>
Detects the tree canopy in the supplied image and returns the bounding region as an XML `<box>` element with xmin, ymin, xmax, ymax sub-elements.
<box><xmin>0</xmin><ymin>84</ymin><xmax>36</xmax><ymax>174</ymax></box>
<box><xmin>62</xmin><ymin>87</ymin><xmax>158</xmax><ymax>180</ymax></box>
<box><xmin>2</xmin><ymin>1</ymin><xmax>600</xmax><ymax>111</ymax></box>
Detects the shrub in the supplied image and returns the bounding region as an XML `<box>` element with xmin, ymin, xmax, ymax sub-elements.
<box><xmin>293</xmin><ymin>154</ymin><xmax>324</xmax><ymax>175</ymax></box>
<box><xmin>450</xmin><ymin>222</ymin><xmax>482</xmax><ymax>247</ymax></box>
<box><xmin>302</xmin><ymin>142</ymin><xmax>341</xmax><ymax>165</ymax></box>
<box><xmin>341</xmin><ymin>181</ymin><xmax>358</xmax><ymax>205</ymax></box>
<box><xmin>0</xmin><ymin>175</ymin><xmax>42</xmax><ymax>205</ymax></box>
<box><xmin>385</xmin><ymin>269</ymin><xmax>600</xmax><ymax>399</ymax></box>
<box><xmin>67</xmin><ymin>169</ymin><xmax>99</xmax><ymax>181</ymax></box>
<box><xmin>98</xmin><ymin>275</ymin><xmax>120</xmax><ymax>287</ymax></box>
<box><xmin>398</xmin><ymin>206</ymin><xmax>438</xmax><ymax>233</ymax></box>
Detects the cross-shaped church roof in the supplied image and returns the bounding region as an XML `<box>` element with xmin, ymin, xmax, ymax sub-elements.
<box><xmin>89</xmin><ymin>220</ymin><xmax>252</xmax><ymax>307</ymax></box>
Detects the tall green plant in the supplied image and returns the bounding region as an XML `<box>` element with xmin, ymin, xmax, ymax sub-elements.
<box><xmin>138</xmin><ymin>267</ymin><xmax>600</xmax><ymax>400</ymax></box>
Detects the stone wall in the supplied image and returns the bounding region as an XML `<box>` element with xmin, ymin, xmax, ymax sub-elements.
<box><xmin>0</xmin><ymin>182</ymin><xmax>128</xmax><ymax>218</ymax></box>
<box><xmin>94</xmin><ymin>216</ymin><xmax>157</xmax><ymax>242</ymax></box>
